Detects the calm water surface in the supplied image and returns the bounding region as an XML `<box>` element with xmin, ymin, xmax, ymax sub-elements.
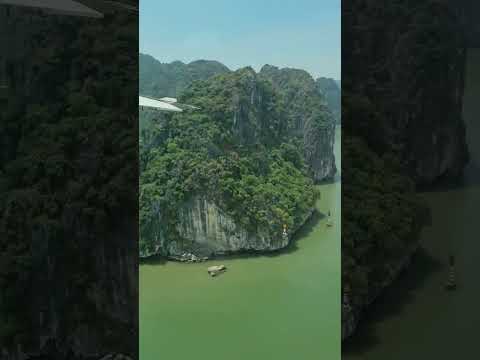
<box><xmin>343</xmin><ymin>49</ymin><xmax>480</xmax><ymax>359</ymax></box>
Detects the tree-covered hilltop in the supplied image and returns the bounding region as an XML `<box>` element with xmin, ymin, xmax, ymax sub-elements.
<box><xmin>139</xmin><ymin>53</ymin><xmax>231</xmax><ymax>98</ymax></box>
<box><xmin>341</xmin><ymin>95</ymin><xmax>432</xmax><ymax>341</ymax></box>
<box><xmin>260</xmin><ymin>64</ymin><xmax>337</xmax><ymax>181</ymax></box>
<box><xmin>342</xmin><ymin>94</ymin><xmax>427</xmax><ymax>315</ymax></box>
<box><xmin>140</xmin><ymin>67</ymin><xmax>322</xmax><ymax>257</ymax></box>
<box><xmin>316</xmin><ymin>77</ymin><xmax>341</xmax><ymax>124</ymax></box>
<box><xmin>259</xmin><ymin>65</ymin><xmax>332</xmax><ymax>129</ymax></box>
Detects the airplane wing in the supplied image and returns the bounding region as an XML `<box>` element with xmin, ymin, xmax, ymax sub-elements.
<box><xmin>0</xmin><ymin>0</ymin><xmax>103</xmax><ymax>18</ymax></box>
<box><xmin>139</xmin><ymin>96</ymin><xmax>183</xmax><ymax>113</ymax></box>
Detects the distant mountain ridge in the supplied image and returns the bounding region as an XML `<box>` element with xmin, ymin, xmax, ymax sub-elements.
<box><xmin>140</xmin><ymin>54</ymin><xmax>341</xmax><ymax>125</ymax></box>
<box><xmin>139</xmin><ymin>53</ymin><xmax>230</xmax><ymax>98</ymax></box>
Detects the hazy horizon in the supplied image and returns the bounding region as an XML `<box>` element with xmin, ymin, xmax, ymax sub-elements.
<box><xmin>140</xmin><ymin>0</ymin><xmax>341</xmax><ymax>80</ymax></box>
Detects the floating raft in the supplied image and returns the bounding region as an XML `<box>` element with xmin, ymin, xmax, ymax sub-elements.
<box><xmin>207</xmin><ymin>265</ymin><xmax>226</xmax><ymax>277</ymax></box>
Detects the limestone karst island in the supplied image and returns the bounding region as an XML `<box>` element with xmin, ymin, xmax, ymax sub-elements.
<box><xmin>139</xmin><ymin>56</ymin><xmax>338</xmax><ymax>260</ymax></box>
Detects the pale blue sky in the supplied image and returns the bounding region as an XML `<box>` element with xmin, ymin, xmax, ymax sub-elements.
<box><xmin>140</xmin><ymin>0</ymin><xmax>340</xmax><ymax>80</ymax></box>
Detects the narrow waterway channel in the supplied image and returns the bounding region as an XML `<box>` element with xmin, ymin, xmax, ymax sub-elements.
<box><xmin>343</xmin><ymin>49</ymin><xmax>480</xmax><ymax>359</ymax></box>
<box><xmin>140</xmin><ymin>129</ymin><xmax>341</xmax><ymax>360</ymax></box>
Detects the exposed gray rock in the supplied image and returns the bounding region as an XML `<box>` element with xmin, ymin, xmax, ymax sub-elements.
<box><xmin>141</xmin><ymin>195</ymin><xmax>313</xmax><ymax>258</ymax></box>
<box><xmin>260</xmin><ymin>65</ymin><xmax>337</xmax><ymax>181</ymax></box>
<box><xmin>304</xmin><ymin>123</ymin><xmax>336</xmax><ymax>181</ymax></box>
<box><xmin>316</xmin><ymin>77</ymin><xmax>341</xmax><ymax>124</ymax></box>
<box><xmin>173</xmin><ymin>196</ymin><xmax>285</xmax><ymax>255</ymax></box>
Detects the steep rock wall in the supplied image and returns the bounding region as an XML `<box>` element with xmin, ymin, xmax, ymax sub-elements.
<box><xmin>139</xmin><ymin>67</ymin><xmax>324</xmax><ymax>258</ymax></box>
<box><xmin>343</xmin><ymin>0</ymin><xmax>468</xmax><ymax>186</ymax></box>
<box><xmin>304</xmin><ymin>123</ymin><xmax>336</xmax><ymax>181</ymax></box>
<box><xmin>316</xmin><ymin>77</ymin><xmax>341</xmax><ymax>124</ymax></box>
<box><xmin>260</xmin><ymin>65</ymin><xmax>337</xmax><ymax>181</ymax></box>
<box><xmin>141</xmin><ymin>195</ymin><xmax>313</xmax><ymax>258</ymax></box>
<box><xmin>342</xmin><ymin>0</ymin><xmax>469</xmax><ymax>340</ymax></box>
<box><xmin>173</xmin><ymin>196</ymin><xmax>287</xmax><ymax>255</ymax></box>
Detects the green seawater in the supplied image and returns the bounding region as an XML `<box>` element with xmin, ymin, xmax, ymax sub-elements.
<box><xmin>343</xmin><ymin>49</ymin><xmax>480</xmax><ymax>359</ymax></box>
<box><xmin>140</xmin><ymin>128</ymin><xmax>341</xmax><ymax>360</ymax></box>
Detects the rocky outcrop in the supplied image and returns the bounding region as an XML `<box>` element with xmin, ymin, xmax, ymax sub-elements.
<box><xmin>175</xmin><ymin>196</ymin><xmax>285</xmax><ymax>255</ymax></box>
<box><xmin>343</xmin><ymin>0</ymin><xmax>468</xmax><ymax>186</ymax></box>
<box><xmin>304</xmin><ymin>124</ymin><xmax>336</xmax><ymax>181</ymax></box>
<box><xmin>342</xmin><ymin>0</ymin><xmax>469</xmax><ymax>341</ymax></box>
<box><xmin>316</xmin><ymin>77</ymin><xmax>341</xmax><ymax>124</ymax></box>
<box><xmin>140</xmin><ymin>66</ymin><xmax>327</xmax><ymax>258</ymax></box>
<box><xmin>260</xmin><ymin>65</ymin><xmax>337</xmax><ymax>181</ymax></box>
<box><xmin>141</xmin><ymin>195</ymin><xmax>313</xmax><ymax>258</ymax></box>
<box><xmin>139</xmin><ymin>58</ymin><xmax>337</xmax><ymax>183</ymax></box>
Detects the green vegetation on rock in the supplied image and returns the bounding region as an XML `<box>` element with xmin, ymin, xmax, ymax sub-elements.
<box><xmin>260</xmin><ymin>64</ymin><xmax>337</xmax><ymax>181</ymax></box>
<box><xmin>342</xmin><ymin>132</ymin><xmax>425</xmax><ymax>303</ymax></box>
<box><xmin>341</xmin><ymin>2</ymin><xmax>468</xmax><ymax>338</ymax></box>
<box><xmin>342</xmin><ymin>92</ymin><xmax>429</xmax><ymax>327</ymax></box>
<box><xmin>140</xmin><ymin>67</ymin><xmax>323</xmax><ymax>256</ymax></box>
<box><xmin>316</xmin><ymin>77</ymin><xmax>341</xmax><ymax>124</ymax></box>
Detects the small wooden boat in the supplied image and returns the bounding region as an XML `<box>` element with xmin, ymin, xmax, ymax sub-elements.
<box><xmin>207</xmin><ymin>265</ymin><xmax>226</xmax><ymax>277</ymax></box>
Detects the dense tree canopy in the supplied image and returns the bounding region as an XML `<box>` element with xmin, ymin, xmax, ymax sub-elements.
<box><xmin>342</xmin><ymin>92</ymin><xmax>429</xmax><ymax>307</ymax></box>
<box><xmin>316</xmin><ymin>77</ymin><xmax>341</xmax><ymax>124</ymax></box>
<box><xmin>139</xmin><ymin>68</ymin><xmax>320</xmax><ymax>255</ymax></box>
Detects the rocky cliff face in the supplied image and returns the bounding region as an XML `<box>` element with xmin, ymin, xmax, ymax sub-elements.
<box><xmin>167</xmin><ymin>196</ymin><xmax>288</xmax><ymax>256</ymax></box>
<box><xmin>260</xmin><ymin>65</ymin><xmax>337</xmax><ymax>181</ymax></box>
<box><xmin>24</xmin><ymin>215</ymin><xmax>137</xmax><ymax>357</ymax></box>
<box><xmin>342</xmin><ymin>0</ymin><xmax>469</xmax><ymax>340</ymax></box>
<box><xmin>304</xmin><ymin>124</ymin><xmax>336</xmax><ymax>181</ymax></box>
<box><xmin>139</xmin><ymin>58</ymin><xmax>337</xmax><ymax>182</ymax></box>
<box><xmin>140</xmin><ymin>67</ymin><xmax>320</xmax><ymax>258</ymax></box>
<box><xmin>316</xmin><ymin>77</ymin><xmax>341</xmax><ymax>124</ymax></box>
<box><xmin>142</xmin><ymin>195</ymin><xmax>313</xmax><ymax>259</ymax></box>
<box><xmin>343</xmin><ymin>0</ymin><xmax>468</xmax><ymax>186</ymax></box>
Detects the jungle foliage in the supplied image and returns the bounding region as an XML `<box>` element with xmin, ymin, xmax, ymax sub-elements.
<box><xmin>139</xmin><ymin>68</ymin><xmax>321</xmax><ymax>255</ymax></box>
